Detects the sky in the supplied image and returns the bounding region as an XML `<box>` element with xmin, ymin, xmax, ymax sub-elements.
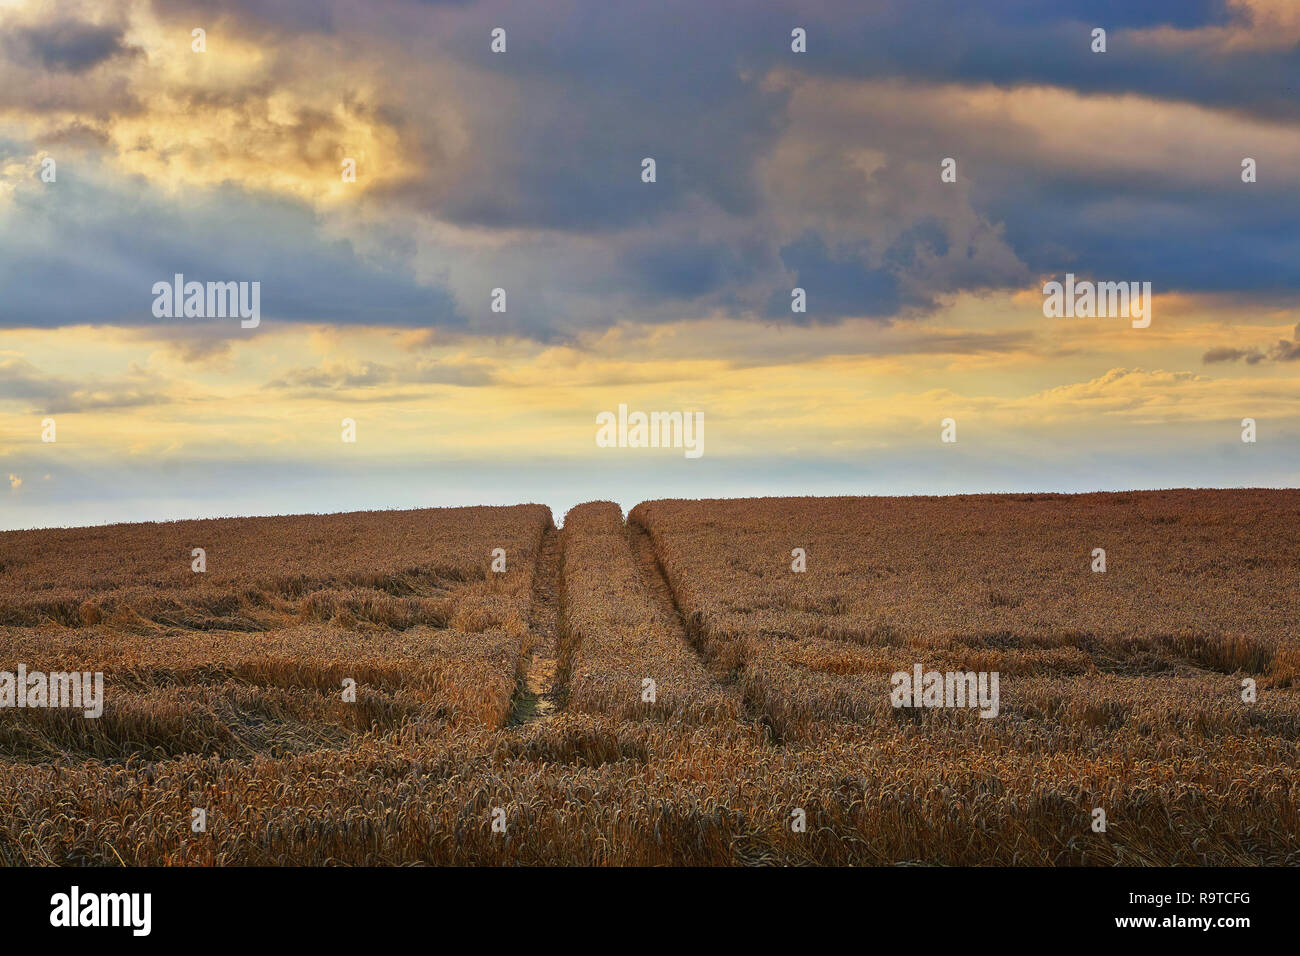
<box><xmin>2</xmin><ymin>0</ymin><xmax>1299</xmax><ymax>529</ymax></box>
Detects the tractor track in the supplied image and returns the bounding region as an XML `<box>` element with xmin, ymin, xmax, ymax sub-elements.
<box><xmin>510</xmin><ymin>524</ymin><xmax>563</xmax><ymax>725</ymax></box>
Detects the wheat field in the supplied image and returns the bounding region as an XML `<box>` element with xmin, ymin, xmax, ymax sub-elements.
<box><xmin>0</xmin><ymin>491</ymin><xmax>1296</xmax><ymax>865</ymax></box>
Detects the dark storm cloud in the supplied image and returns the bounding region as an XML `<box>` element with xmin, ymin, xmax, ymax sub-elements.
<box><xmin>0</xmin><ymin>174</ymin><xmax>464</xmax><ymax>331</ymax></box>
<box><xmin>983</xmin><ymin>178</ymin><xmax>1300</xmax><ymax>295</ymax></box>
<box><xmin>4</xmin><ymin>0</ymin><xmax>1298</xmax><ymax>338</ymax></box>
<box><xmin>723</xmin><ymin>0</ymin><xmax>1299</xmax><ymax>122</ymax></box>
<box><xmin>615</xmin><ymin>237</ymin><xmax>771</xmax><ymax>300</ymax></box>
<box><xmin>764</xmin><ymin>234</ymin><xmax>906</xmax><ymax>322</ymax></box>
<box><xmin>424</xmin><ymin>12</ymin><xmax>789</xmax><ymax>232</ymax></box>
<box><xmin>4</xmin><ymin>21</ymin><xmax>140</xmax><ymax>73</ymax></box>
<box><xmin>368</xmin><ymin>0</ymin><xmax>1300</xmax><ymax>310</ymax></box>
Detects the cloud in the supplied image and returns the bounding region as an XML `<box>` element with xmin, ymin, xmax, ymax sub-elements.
<box><xmin>262</xmin><ymin>357</ymin><xmax>496</xmax><ymax>395</ymax></box>
<box><xmin>997</xmin><ymin>365</ymin><xmax>1300</xmax><ymax>426</ymax></box>
<box><xmin>33</xmin><ymin>121</ymin><xmax>111</xmax><ymax>149</ymax></box>
<box><xmin>127</xmin><ymin>327</ymin><xmax>235</xmax><ymax>365</ymax></box>
<box><xmin>265</xmin><ymin>360</ymin><xmax>398</xmax><ymax>390</ymax></box>
<box><xmin>1271</xmin><ymin>327</ymin><xmax>1300</xmax><ymax>362</ymax></box>
<box><xmin>761</xmin><ymin>71</ymin><xmax>1300</xmax><ymax>299</ymax></box>
<box><xmin>2</xmin><ymin>0</ymin><xmax>1299</xmax><ymax>346</ymax></box>
<box><xmin>0</xmin><ymin>165</ymin><xmax>463</xmax><ymax>331</ymax></box>
<box><xmin>765</xmin><ymin>233</ymin><xmax>905</xmax><ymax>321</ymax></box>
<box><xmin>1203</xmin><ymin>346</ymin><xmax>1266</xmax><ymax>365</ymax></box>
<box><xmin>1203</xmin><ymin>324</ymin><xmax>1300</xmax><ymax>364</ymax></box>
<box><xmin>3</xmin><ymin>19</ymin><xmax>140</xmax><ymax>73</ymax></box>
<box><xmin>1131</xmin><ymin>0</ymin><xmax>1300</xmax><ymax>53</ymax></box>
<box><xmin>0</xmin><ymin>356</ymin><xmax>174</xmax><ymax>413</ymax></box>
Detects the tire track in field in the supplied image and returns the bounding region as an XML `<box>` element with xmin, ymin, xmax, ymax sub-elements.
<box><xmin>510</xmin><ymin>524</ymin><xmax>562</xmax><ymax>725</ymax></box>
<box><xmin>626</xmin><ymin>522</ymin><xmax>742</xmax><ymax>700</ymax></box>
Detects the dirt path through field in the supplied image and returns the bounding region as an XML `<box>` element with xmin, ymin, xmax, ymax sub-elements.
<box><xmin>510</xmin><ymin>524</ymin><xmax>563</xmax><ymax>724</ymax></box>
